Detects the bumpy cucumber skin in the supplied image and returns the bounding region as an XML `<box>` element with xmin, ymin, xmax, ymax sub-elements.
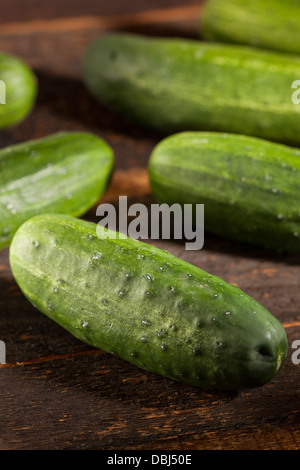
<box><xmin>0</xmin><ymin>132</ymin><xmax>114</xmax><ymax>250</ymax></box>
<box><xmin>0</xmin><ymin>53</ymin><xmax>37</xmax><ymax>128</ymax></box>
<box><xmin>148</xmin><ymin>131</ymin><xmax>300</xmax><ymax>254</ymax></box>
<box><xmin>83</xmin><ymin>33</ymin><xmax>300</xmax><ymax>145</ymax></box>
<box><xmin>10</xmin><ymin>214</ymin><xmax>288</xmax><ymax>390</ymax></box>
<box><xmin>201</xmin><ymin>0</ymin><xmax>300</xmax><ymax>55</ymax></box>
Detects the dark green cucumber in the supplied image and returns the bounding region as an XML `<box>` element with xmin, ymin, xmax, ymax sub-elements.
<box><xmin>10</xmin><ymin>214</ymin><xmax>288</xmax><ymax>390</ymax></box>
<box><xmin>83</xmin><ymin>33</ymin><xmax>300</xmax><ymax>145</ymax></box>
<box><xmin>148</xmin><ymin>131</ymin><xmax>300</xmax><ymax>254</ymax></box>
<box><xmin>201</xmin><ymin>0</ymin><xmax>300</xmax><ymax>55</ymax></box>
<box><xmin>0</xmin><ymin>53</ymin><xmax>37</xmax><ymax>128</ymax></box>
<box><xmin>0</xmin><ymin>132</ymin><xmax>114</xmax><ymax>250</ymax></box>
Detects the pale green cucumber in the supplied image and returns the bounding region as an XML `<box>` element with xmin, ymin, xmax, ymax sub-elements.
<box><xmin>0</xmin><ymin>53</ymin><xmax>37</xmax><ymax>128</ymax></box>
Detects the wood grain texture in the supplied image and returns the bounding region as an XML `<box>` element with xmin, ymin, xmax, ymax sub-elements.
<box><xmin>0</xmin><ymin>0</ymin><xmax>299</xmax><ymax>451</ymax></box>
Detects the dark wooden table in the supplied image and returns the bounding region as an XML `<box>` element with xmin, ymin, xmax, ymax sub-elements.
<box><xmin>0</xmin><ymin>0</ymin><xmax>299</xmax><ymax>451</ymax></box>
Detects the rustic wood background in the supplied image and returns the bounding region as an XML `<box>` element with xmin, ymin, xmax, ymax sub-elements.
<box><xmin>0</xmin><ymin>0</ymin><xmax>299</xmax><ymax>450</ymax></box>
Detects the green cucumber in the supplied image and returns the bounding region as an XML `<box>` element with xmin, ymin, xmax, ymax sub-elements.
<box><xmin>0</xmin><ymin>53</ymin><xmax>37</xmax><ymax>128</ymax></box>
<box><xmin>148</xmin><ymin>131</ymin><xmax>300</xmax><ymax>254</ymax></box>
<box><xmin>201</xmin><ymin>0</ymin><xmax>300</xmax><ymax>55</ymax></box>
<box><xmin>10</xmin><ymin>213</ymin><xmax>288</xmax><ymax>390</ymax></box>
<box><xmin>0</xmin><ymin>132</ymin><xmax>114</xmax><ymax>250</ymax></box>
<box><xmin>83</xmin><ymin>33</ymin><xmax>300</xmax><ymax>145</ymax></box>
